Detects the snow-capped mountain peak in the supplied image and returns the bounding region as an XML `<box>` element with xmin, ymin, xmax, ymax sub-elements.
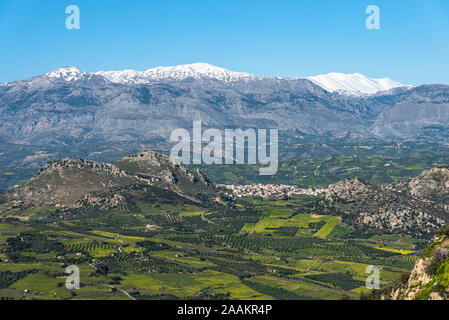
<box><xmin>39</xmin><ymin>64</ymin><xmax>411</xmax><ymax>96</ymax></box>
<box><xmin>45</xmin><ymin>66</ymin><xmax>85</xmax><ymax>81</ymax></box>
<box><xmin>306</xmin><ymin>72</ymin><xmax>410</xmax><ymax>96</ymax></box>
<box><xmin>95</xmin><ymin>62</ymin><xmax>259</xmax><ymax>84</ymax></box>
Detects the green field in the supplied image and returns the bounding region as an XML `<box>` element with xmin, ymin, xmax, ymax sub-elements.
<box><xmin>314</xmin><ymin>218</ymin><xmax>341</xmax><ymax>238</ymax></box>
<box><xmin>0</xmin><ymin>193</ymin><xmax>425</xmax><ymax>300</ymax></box>
<box><xmin>194</xmin><ymin>155</ymin><xmax>449</xmax><ymax>187</ymax></box>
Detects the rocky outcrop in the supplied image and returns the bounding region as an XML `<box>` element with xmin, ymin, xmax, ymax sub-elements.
<box><xmin>408</xmin><ymin>167</ymin><xmax>449</xmax><ymax>205</ymax></box>
<box><xmin>115</xmin><ymin>151</ymin><xmax>216</xmax><ymax>200</ymax></box>
<box><xmin>34</xmin><ymin>158</ymin><xmax>131</xmax><ymax>179</ymax></box>
<box><xmin>390</xmin><ymin>257</ymin><xmax>434</xmax><ymax>300</ymax></box>
<box><xmin>9</xmin><ymin>159</ymin><xmax>138</xmax><ymax>206</ymax></box>
<box><xmin>326</xmin><ymin>178</ymin><xmax>378</xmax><ymax>202</ymax></box>
<box><xmin>6</xmin><ymin>151</ymin><xmax>216</xmax><ymax>209</ymax></box>
<box><xmin>77</xmin><ymin>192</ymin><xmax>126</xmax><ymax>209</ymax></box>
<box><xmin>324</xmin><ymin>178</ymin><xmax>447</xmax><ymax>237</ymax></box>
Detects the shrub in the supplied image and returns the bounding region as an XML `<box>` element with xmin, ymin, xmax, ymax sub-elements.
<box><xmin>434</xmin><ymin>248</ymin><xmax>448</xmax><ymax>262</ymax></box>
<box><xmin>425</xmin><ymin>248</ymin><xmax>448</xmax><ymax>274</ymax></box>
<box><xmin>437</xmin><ymin>225</ymin><xmax>449</xmax><ymax>237</ymax></box>
<box><xmin>398</xmin><ymin>273</ymin><xmax>410</xmax><ymax>285</ymax></box>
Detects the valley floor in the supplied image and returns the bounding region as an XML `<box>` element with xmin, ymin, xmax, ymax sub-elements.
<box><xmin>0</xmin><ymin>196</ymin><xmax>425</xmax><ymax>300</ymax></box>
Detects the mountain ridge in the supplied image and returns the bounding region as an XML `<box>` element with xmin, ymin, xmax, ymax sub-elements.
<box><xmin>0</xmin><ymin>64</ymin><xmax>448</xmax><ymax>151</ymax></box>
<box><xmin>2</xmin><ymin>63</ymin><xmax>410</xmax><ymax>96</ymax></box>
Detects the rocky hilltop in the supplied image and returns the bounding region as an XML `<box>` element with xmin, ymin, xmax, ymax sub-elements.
<box><xmin>324</xmin><ymin>178</ymin><xmax>447</xmax><ymax>238</ymax></box>
<box><xmin>7</xmin><ymin>151</ymin><xmax>217</xmax><ymax>208</ymax></box>
<box><xmin>325</xmin><ymin>178</ymin><xmax>376</xmax><ymax>202</ymax></box>
<box><xmin>10</xmin><ymin>159</ymin><xmax>137</xmax><ymax>206</ymax></box>
<box><xmin>407</xmin><ymin>167</ymin><xmax>449</xmax><ymax>205</ymax></box>
<box><xmin>115</xmin><ymin>151</ymin><xmax>216</xmax><ymax>200</ymax></box>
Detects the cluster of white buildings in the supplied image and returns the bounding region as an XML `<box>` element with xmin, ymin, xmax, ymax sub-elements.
<box><xmin>220</xmin><ymin>184</ymin><xmax>326</xmax><ymax>198</ymax></box>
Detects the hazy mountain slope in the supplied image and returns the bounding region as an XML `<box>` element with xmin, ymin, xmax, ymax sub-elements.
<box><xmin>0</xmin><ymin>71</ymin><xmax>371</xmax><ymax>145</ymax></box>
<box><xmin>0</xmin><ymin>64</ymin><xmax>448</xmax><ymax>148</ymax></box>
<box><xmin>371</xmin><ymin>85</ymin><xmax>449</xmax><ymax>140</ymax></box>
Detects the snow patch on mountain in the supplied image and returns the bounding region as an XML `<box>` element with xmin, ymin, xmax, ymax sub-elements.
<box><xmin>45</xmin><ymin>66</ymin><xmax>85</xmax><ymax>81</ymax></box>
<box><xmin>95</xmin><ymin>63</ymin><xmax>260</xmax><ymax>84</ymax></box>
<box><xmin>306</xmin><ymin>72</ymin><xmax>411</xmax><ymax>96</ymax></box>
<box><xmin>34</xmin><ymin>64</ymin><xmax>411</xmax><ymax>97</ymax></box>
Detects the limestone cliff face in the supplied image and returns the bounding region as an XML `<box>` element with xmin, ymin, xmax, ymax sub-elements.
<box><xmin>390</xmin><ymin>256</ymin><xmax>434</xmax><ymax>300</ymax></box>
<box><xmin>387</xmin><ymin>233</ymin><xmax>449</xmax><ymax>300</ymax></box>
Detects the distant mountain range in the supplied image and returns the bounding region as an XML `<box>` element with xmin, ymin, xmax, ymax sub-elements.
<box><xmin>39</xmin><ymin>63</ymin><xmax>409</xmax><ymax>95</ymax></box>
<box><xmin>1</xmin><ymin>63</ymin><xmax>448</xmax><ymax>148</ymax></box>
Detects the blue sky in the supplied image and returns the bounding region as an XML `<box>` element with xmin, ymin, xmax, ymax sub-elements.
<box><xmin>1</xmin><ymin>0</ymin><xmax>448</xmax><ymax>84</ymax></box>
